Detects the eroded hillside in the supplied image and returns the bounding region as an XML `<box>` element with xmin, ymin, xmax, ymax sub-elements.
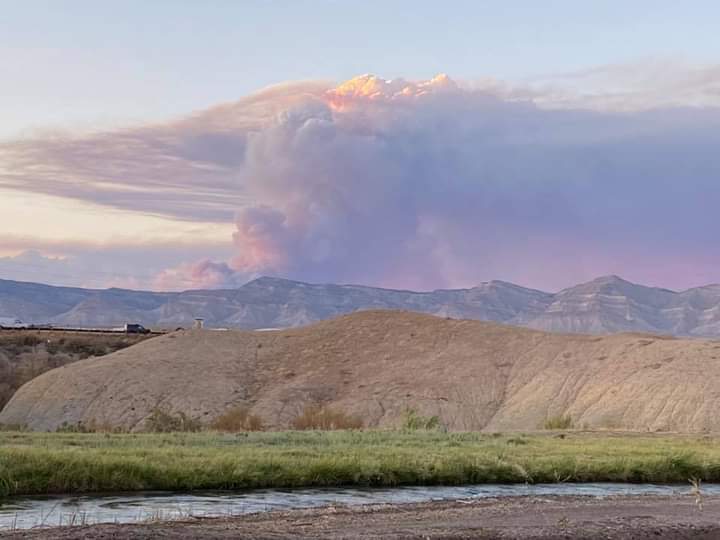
<box><xmin>2</xmin><ymin>311</ymin><xmax>720</xmax><ymax>432</ymax></box>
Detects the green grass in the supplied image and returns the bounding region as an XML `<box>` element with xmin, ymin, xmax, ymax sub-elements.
<box><xmin>1</xmin><ymin>430</ymin><xmax>719</xmax><ymax>497</ymax></box>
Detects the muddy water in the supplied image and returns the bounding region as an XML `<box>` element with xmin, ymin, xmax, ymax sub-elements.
<box><xmin>0</xmin><ymin>483</ymin><xmax>714</xmax><ymax>530</ymax></box>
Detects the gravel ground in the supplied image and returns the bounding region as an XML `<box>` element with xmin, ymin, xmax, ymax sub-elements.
<box><xmin>4</xmin><ymin>494</ymin><xmax>720</xmax><ymax>539</ymax></box>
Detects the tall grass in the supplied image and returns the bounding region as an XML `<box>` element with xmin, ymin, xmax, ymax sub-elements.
<box><xmin>211</xmin><ymin>406</ymin><xmax>264</xmax><ymax>432</ymax></box>
<box><xmin>1</xmin><ymin>431</ymin><xmax>719</xmax><ymax>497</ymax></box>
<box><xmin>543</xmin><ymin>414</ymin><xmax>574</xmax><ymax>430</ymax></box>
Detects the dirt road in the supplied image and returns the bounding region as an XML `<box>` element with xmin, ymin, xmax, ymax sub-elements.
<box><xmin>5</xmin><ymin>494</ymin><xmax>720</xmax><ymax>539</ymax></box>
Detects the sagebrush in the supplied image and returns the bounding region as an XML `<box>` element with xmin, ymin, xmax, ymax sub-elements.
<box><xmin>145</xmin><ymin>408</ymin><xmax>202</xmax><ymax>433</ymax></box>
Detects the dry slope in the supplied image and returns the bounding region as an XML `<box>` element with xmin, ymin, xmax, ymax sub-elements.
<box><xmin>2</xmin><ymin>311</ymin><xmax>720</xmax><ymax>432</ymax></box>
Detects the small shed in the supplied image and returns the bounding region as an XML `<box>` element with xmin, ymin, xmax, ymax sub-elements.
<box><xmin>193</xmin><ymin>318</ymin><xmax>205</xmax><ymax>329</ymax></box>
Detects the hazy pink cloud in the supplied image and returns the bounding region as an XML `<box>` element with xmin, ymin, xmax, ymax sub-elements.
<box><xmin>153</xmin><ymin>260</ymin><xmax>244</xmax><ymax>291</ymax></box>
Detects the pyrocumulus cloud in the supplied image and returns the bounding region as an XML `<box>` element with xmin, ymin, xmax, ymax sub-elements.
<box><xmin>3</xmin><ymin>65</ymin><xmax>720</xmax><ymax>291</ymax></box>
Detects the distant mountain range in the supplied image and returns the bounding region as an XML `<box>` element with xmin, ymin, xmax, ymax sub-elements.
<box><xmin>2</xmin><ymin>275</ymin><xmax>720</xmax><ymax>337</ymax></box>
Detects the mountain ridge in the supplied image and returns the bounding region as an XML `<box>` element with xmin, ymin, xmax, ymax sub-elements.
<box><xmin>2</xmin><ymin>275</ymin><xmax>720</xmax><ymax>336</ymax></box>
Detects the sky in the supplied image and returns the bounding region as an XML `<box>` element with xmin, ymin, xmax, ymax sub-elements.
<box><xmin>1</xmin><ymin>1</ymin><xmax>720</xmax><ymax>291</ymax></box>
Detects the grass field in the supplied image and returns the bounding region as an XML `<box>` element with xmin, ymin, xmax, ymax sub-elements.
<box><xmin>1</xmin><ymin>430</ymin><xmax>719</xmax><ymax>497</ymax></box>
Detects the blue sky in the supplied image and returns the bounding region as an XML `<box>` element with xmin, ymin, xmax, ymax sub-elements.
<box><xmin>2</xmin><ymin>0</ymin><xmax>719</xmax><ymax>137</ymax></box>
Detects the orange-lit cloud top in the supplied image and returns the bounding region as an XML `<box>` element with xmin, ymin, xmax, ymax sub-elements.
<box><xmin>3</xmin><ymin>67</ymin><xmax>720</xmax><ymax>292</ymax></box>
<box><xmin>325</xmin><ymin>73</ymin><xmax>458</xmax><ymax>109</ymax></box>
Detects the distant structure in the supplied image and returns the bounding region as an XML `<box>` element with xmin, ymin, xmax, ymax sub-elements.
<box><xmin>0</xmin><ymin>317</ymin><xmax>28</xmax><ymax>329</ymax></box>
<box><xmin>193</xmin><ymin>318</ymin><xmax>205</xmax><ymax>329</ymax></box>
<box><xmin>124</xmin><ymin>323</ymin><xmax>150</xmax><ymax>334</ymax></box>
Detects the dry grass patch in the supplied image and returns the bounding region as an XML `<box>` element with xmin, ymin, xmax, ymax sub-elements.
<box><xmin>291</xmin><ymin>404</ymin><xmax>363</xmax><ymax>430</ymax></box>
<box><xmin>211</xmin><ymin>406</ymin><xmax>264</xmax><ymax>432</ymax></box>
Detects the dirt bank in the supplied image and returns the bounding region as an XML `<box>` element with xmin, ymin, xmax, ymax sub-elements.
<box><xmin>5</xmin><ymin>495</ymin><xmax>720</xmax><ymax>539</ymax></box>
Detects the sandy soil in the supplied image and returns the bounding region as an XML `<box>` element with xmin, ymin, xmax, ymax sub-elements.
<box><xmin>5</xmin><ymin>495</ymin><xmax>720</xmax><ymax>539</ymax></box>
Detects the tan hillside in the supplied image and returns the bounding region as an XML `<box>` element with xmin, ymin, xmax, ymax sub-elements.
<box><xmin>2</xmin><ymin>310</ymin><xmax>720</xmax><ymax>432</ymax></box>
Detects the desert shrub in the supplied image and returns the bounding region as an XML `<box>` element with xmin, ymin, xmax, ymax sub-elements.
<box><xmin>402</xmin><ymin>408</ymin><xmax>441</xmax><ymax>431</ymax></box>
<box><xmin>543</xmin><ymin>414</ymin><xmax>574</xmax><ymax>430</ymax></box>
<box><xmin>0</xmin><ymin>422</ymin><xmax>28</xmax><ymax>432</ymax></box>
<box><xmin>62</xmin><ymin>339</ymin><xmax>108</xmax><ymax>358</ymax></box>
<box><xmin>145</xmin><ymin>408</ymin><xmax>202</xmax><ymax>433</ymax></box>
<box><xmin>19</xmin><ymin>335</ymin><xmax>42</xmax><ymax>348</ymax></box>
<box><xmin>211</xmin><ymin>406</ymin><xmax>264</xmax><ymax>432</ymax></box>
<box><xmin>506</xmin><ymin>437</ymin><xmax>529</xmax><ymax>445</ymax></box>
<box><xmin>0</xmin><ymin>383</ymin><xmax>12</xmax><ymax>410</ymax></box>
<box><xmin>0</xmin><ymin>334</ymin><xmax>42</xmax><ymax>350</ymax></box>
<box><xmin>54</xmin><ymin>419</ymin><xmax>127</xmax><ymax>434</ymax></box>
<box><xmin>56</xmin><ymin>421</ymin><xmax>93</xmax><ymax>433</ymax></box>
<box><xmin>86</xmin><ymin>419</ymin><xmax>128</xmax><ymax>433</ymax></box>
<box><xmin>291</xmin><ymin>404</ymin><xmax>363</xmax><ymax>430</ymax></box>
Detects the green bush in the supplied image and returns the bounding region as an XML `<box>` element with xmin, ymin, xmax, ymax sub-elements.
<box><xmin>402</xmin><ymin>408</ymin><xmax>442</xmax><ymax>431</ymax></box>
<box><xmin>56</xmin><ymin>421</ymin><xmax>93</xmax><ymax>433</ymax></box>
<box><xmin>145</xmin><ymin>408</ymin><xmax>202</xmax><ymax>433</ymax></box>
<box><xmin>543</xmin><ymin>414</ymin><xmax>574</xmax><ymax>430</ymax></box>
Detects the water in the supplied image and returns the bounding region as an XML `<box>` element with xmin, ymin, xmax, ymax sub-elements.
<box><xmin>0</xmin><ymin>483</ymin><xmax>713</xmax><ymax>530</ymax></box>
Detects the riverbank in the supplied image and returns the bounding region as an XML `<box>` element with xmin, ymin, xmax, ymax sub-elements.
<box><xmin>5</xmin><ymin>494</ymin><xmax>720</xmax><ymax>539</ymax></box>
<box><xmin>2</xmin><ymin>431</ymin><xmax>720</xmax><ymax>497</ymax></box>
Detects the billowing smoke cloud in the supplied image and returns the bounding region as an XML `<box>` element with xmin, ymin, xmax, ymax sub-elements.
<box><xmin>153</xmin><ymin>260</ymin><xmax>245</xmax><ymax>291</ymax></box>
<box><xmin>3</xmin><ymin>65</ymin><xmax>720</xmax><ymax>291</ymax></box>
<box><xmin>0</xmin><ymin>242</ymin><xmax>235</xmax><ymax>290</ymax></box>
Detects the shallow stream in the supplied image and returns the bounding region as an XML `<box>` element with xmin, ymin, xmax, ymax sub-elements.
<box><xmin>1</xmin><ymin>483</ymin><xmax>715</xmax><ymax>531</ymax></box>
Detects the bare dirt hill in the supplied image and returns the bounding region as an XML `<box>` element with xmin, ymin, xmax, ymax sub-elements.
<box><xmin>2</xmin><ymin>311</ymin><xmax>720</xmax><ymax>432</ymax></box>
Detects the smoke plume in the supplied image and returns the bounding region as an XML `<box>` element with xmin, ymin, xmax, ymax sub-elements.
<box><xmin>3</xmin><ymin>67</ymin><xmax>720</xmax><ymax>290</ymax></box>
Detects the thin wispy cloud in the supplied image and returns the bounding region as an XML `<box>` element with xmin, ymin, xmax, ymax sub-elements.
<box><xmin>529</xmin><ymin>59</ymin><xmax>720</xmax><ymax>110</ymax></box>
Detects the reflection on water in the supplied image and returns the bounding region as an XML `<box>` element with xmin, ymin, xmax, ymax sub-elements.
<box><xmin>0</xmin><ymin>483</ymin><xmax>712</xmax><ymax>530</ymax></box>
